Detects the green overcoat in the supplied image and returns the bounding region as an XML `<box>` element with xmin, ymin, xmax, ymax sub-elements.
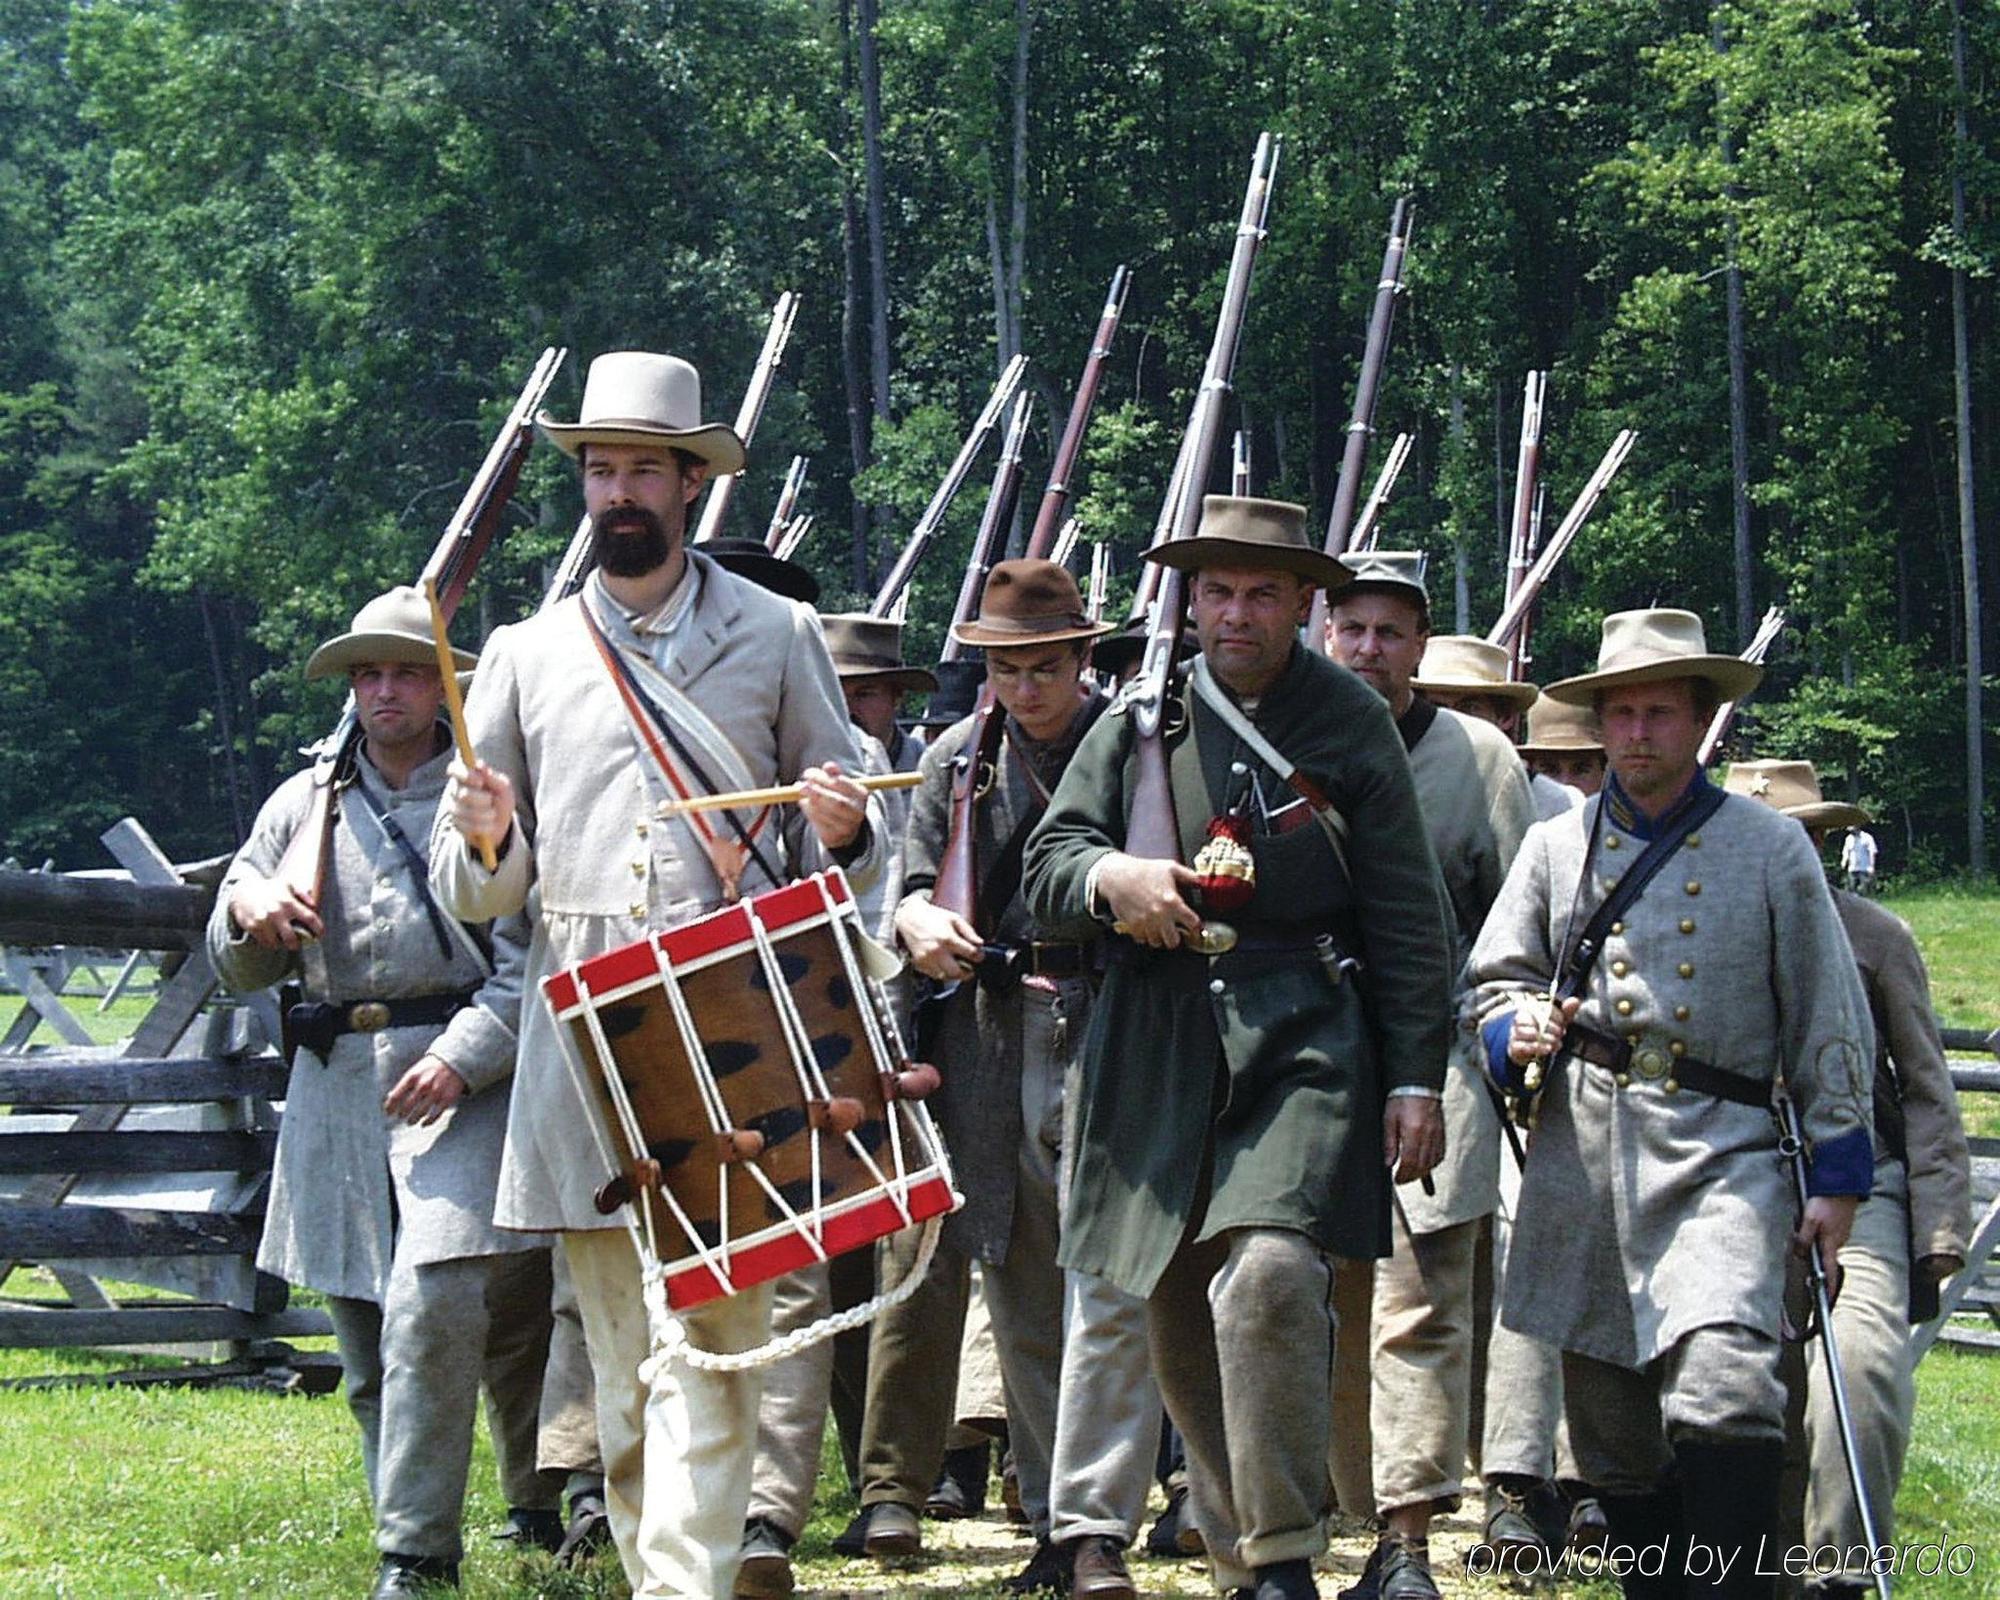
<box><xmin>1021</xmin><ymin>644</ymin><xmax>1454</xmax><ymax>1300</ymax></box>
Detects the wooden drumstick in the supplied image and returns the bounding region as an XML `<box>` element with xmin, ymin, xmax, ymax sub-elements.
<box><xmin>658</xmin><ymin>769</ymin><xmax>922</xmax><ymax>817</ymax></box>
<box><xmin>422</xmin><ymin>578</ymin><xmax>497</xmax><ymax>871</ymax></box>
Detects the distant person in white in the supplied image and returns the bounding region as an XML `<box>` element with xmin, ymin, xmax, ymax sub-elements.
<box><xmin>1841</xmin><ymin>826</ymin><xmax>1879</xmax><ymax>895</ymax></box>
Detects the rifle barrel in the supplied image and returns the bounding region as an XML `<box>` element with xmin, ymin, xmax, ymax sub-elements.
<box><xmin>1486</xmin><ymin>429</ymin><xmax>1637</xmax><ymax>650</ymax></box>
<box><xmin>939</xmin><ymin>393</ymin><xmax>1035</xmax><ymax>664</ymax></box>
<box><xmin>869</xmin><ymin>354</ymin><xmax>1029</xmax><ymax>616</ymax></box>
<box><xmin>1024</xmin><ymin>265</ymin><xmax>1132</xmax><ymax>560</ymax></box>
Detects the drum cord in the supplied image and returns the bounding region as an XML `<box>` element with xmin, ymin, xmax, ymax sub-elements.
<box><xmin>641</xmin><ymin>1209</ymin><xmax>943</xmax><ymax>1376</ymax></box>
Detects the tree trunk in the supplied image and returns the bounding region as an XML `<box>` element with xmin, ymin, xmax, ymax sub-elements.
<box><xmin>1715</xmin><ymin>14</ymin><xmax>1756</xmax><ymax>650</ymax></box>
<box><xmin>857</xmin><ymin>0</ymin><xmax>891</xmax><ymax>433</ymax></box>
<box><xmin>1007</xmin><ymin>0</ymin><xmax>1029</xmax><ymax>365</ymax></box>
<box><xmin>1450</xmin><ymin>362</ymin><xmax>1471</xmax><ymax>633</ymax></box>
<box><xmin>1952</xmin><ymin>0</ymin><xmax>1986</xmax><ymax>872</ymax></box>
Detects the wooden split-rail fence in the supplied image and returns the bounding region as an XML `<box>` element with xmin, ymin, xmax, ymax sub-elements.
<box><xmin>0</xmin><ymin>819</ymin><xmax>332</xmax><ymax>1388</ymax></box>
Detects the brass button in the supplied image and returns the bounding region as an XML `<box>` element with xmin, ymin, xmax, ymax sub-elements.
<box><xmin>1685</xmin><ymin>880</ymin><xmax>1701</xmax><ymax>896</ymax></box>
<box><xmin>631</xmin><ymin>859</ymin><xmax>647</xmax><ymax>876</ymax></box>
<box><xmin>1670</xmin><ymin>1040</ymin><xmax>1687</xmax><ymax>1058</ymax></box>
<box><xmin>1612</xmin><ymin>960</ymin><xmax>1630</xmax><ymax>978</ymax></box>
<box><xmin>1634</xmin><ymin>1048</ymin><xmax>1667</xmax><ymax>1080</ymax></box>
<box><xmin>1663</xmin><ymin>1077</ymin><xmax>1680</xmax><ymax>1094</ymax></box>
<box><xmin>635</xmin><ymin>819</ymin><xmax>650</xmax><ymax>837</ymax></box>
<box><xmin>629</xmin><ymin>901</ymin><xmax>646</xmax><ymax>917</ymax></box>
<box><xmin>1680</xmin><ymin>918</ymin><xmax>1696</xmax><ymax>935</ymax></box>
<box><xmin>1625</xmin><ymin>1032</ymin><xmax>1640</xmax><ymax>1045</ymax></box>
<box><xmin>1606</xmin><ymin>835</ymin><xmax>1622</xmax><ymax>850</ymax></box>
<box><xmin>1678</xmin><ymin>962</ymin><xmax>1694</xmax><ymax>979</ymax></box>
<box><xmin>1615</xmin><ymin>1073</ymin><xmax>1631</xmax><ymax>1088</ymax></box>
<box><xmin>1611</xmin><ymin>921</ymin><xmax>1624</xmax><ymax>936</ymax></box>
<box><xmin>1674</xmin><ymin>1005</ymin><xmax>1691</xmax><ymax>1021</ymax></box>
<box><xmin>1686</xmin><ymin>833</ymin><xmax>1701</xmax><ymax>848</ymax></box>
<box><xmin>1616</xmin><ymin>998</ymin><xmax>1634</xmax><ymax>1016</ymax></box>
<box><xmin>1209</xmin><ymin>978</ymin><xmax>1226</xmax><ymax>996</ymax></box>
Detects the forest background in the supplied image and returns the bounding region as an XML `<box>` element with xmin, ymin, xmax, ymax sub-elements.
<box><xmin>0</xmin><ymin>0</ymin><xmax>1995</xmax><ymax>873</ymax></box>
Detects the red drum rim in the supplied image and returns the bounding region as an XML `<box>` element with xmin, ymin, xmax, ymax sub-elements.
<box><xmin>542</xmin><ymin>870</ymin><xmax>856</xmax><ymax>1016</ymax></box>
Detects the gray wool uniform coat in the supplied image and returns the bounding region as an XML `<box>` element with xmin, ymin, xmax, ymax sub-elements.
<box><xmin>429</xmin><ymin>557</ymin><xmax>883</xmax><ymax>1234</ymax></box>
<box><xmin>900</xmin><ymin>692</ymin><xmax>1106</xmax><ymax>1264</ymax></box>
<box><xmin>1467</xmin><ymin>784</ymin><xmax>1875</xmax><ymax>1368</ymax></box>
<box><xmin>208</xmin><ymin>741</ymin><xmax>536</xmax><ymax>1302</ymax></box>
<box><xmin>1398</xmin><ymin>702</ymin><xmax>1535</xmax><ymax>1235</ymax></box>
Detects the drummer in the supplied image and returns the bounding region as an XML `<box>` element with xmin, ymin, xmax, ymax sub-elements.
<box><xmin>433</xmin><ymin>349</ymin><xmax>883</xmax><ymax>1600</ymax></box>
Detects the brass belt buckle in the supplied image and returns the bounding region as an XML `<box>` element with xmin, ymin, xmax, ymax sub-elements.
<box><xmin>1632</xmin><ymin>1045</ymin><xmax>1669</xmax><ymax>1081</ymax></box>
<box><xmin>347</xmin><ymin>1000</ymin><xmax>391</xmax><ymax>1032</ymax></box>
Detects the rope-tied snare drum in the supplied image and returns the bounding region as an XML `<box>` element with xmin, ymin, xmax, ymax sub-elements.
<box><xmin>541</xmin><ymin>870</ymin><xmax>958</xmax><ymax>1351</ymax></box>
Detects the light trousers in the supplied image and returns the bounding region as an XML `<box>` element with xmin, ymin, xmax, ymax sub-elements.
<box><xmin>1369</xmin><ymin>1205</ymin><xmax>1481</xmax><ymax>1514</ymax></box>
<box><xmin>563</xmin><ymin>1227</ymin><xmax>774</xmax><ymax>1599</ymax></box>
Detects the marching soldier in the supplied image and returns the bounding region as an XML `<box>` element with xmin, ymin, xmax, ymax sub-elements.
<box><xmin>1725</xmin><ymin>762</ymin><xmax>1971</xmax><ymax>1600</ymax></box>
<box><xmin>1469</xmin><ymin>610</ymin><xmax>1875</xmax><ymax>1600</ymax></box>
<box><xmin>208</xmin><ymin>587</ymin><xmax>557</xmax><ymax>1597</ymax></box>
<box><xmin>1517</xmin><ymin>696</ymin><xmax>1606</xmax><ymax>799</ymax></box>
<box><xmin>1412</xmin><ymin>634</ymin><xmax>1580</xmax><ymax>821</ymax></box>
<box><xmin>433</xmin><ymin>350</ymin><xmax>882</xmax><ymax>1599</ymax></box>
<box><xmin>1328</xmin><ymin>557</ymin><xmax>1536</xmax><ymax>1600</ymax></box>
<box><xmin>1024</xmin><ymin>499</ymin><xmax>1454</xmax><ymax>1600</ymax></box>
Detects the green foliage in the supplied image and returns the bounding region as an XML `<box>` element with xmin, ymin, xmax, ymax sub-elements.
<box><xmin>0</xmin><ymin>0</ymin><xmax>1992</xmax><ymax>866</ymax></box>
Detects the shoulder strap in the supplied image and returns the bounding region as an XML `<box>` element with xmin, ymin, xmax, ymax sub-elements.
<box><xmin>348</xmin><ymin>772</ymin><xmax>491</xmax><ymax>973</ymax></box>
<box><xmin>1555</xmin><ymin>783</ymin><xmax>1728</xmax><ymax>1003</ymax></box>
<box><xmin>579</xmin><ymin>603</ymin><xmax>784</xmax><ymax>897</ymax></box>
<box><xmin>1189</xmin><ymin>656</ymin><xmax>1350</xmax><ymax>878</ymax></box>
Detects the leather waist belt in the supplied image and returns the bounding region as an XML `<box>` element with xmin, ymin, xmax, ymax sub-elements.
<box><xmin>1560</xmin><ymin>1021</ymin><xmax>1769</xmax><ymax>1108</ymax></box>
<box><xmin>285</xmin><ymin>991</ymin><xmax>478</xmax><ymax>1062</ymax></box>
<box><xmin>979</xmin><ymin>942</ymin><xmax>1092</xmax><ymax>987</ymax></box>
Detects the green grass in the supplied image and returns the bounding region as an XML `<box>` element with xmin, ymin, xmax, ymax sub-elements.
<box><xmin>2</xmin><ymin>987</ymin><xmax>159</xmax><ymax>1050</ymax></box>
<box><xmin>0</xmin><ymin>1346</ymin><xmax>1993</xmax><ymax>1597</ymax></box>
<box><xmin>1879</xmin><ymin>884</ymin><xmax>1998</xmax><ymax>1033</ymax></box>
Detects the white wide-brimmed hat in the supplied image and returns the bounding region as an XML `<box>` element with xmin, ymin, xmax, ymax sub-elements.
<box><xmin>536</xmin><ymin>351</ymin><xmax>746</xmax><ymax>474</ymax></box>
<box><xmin>1411</xmin><ymin>635</ymin><xmax>1539</xmax><ymax>711</ymax></box>
<box><xmin>1543</xmin><ymin>609</ymin><xmax>1762</xmax><ymax>706</ymax></box>
<box><xmin>1721</xmin><ymin>759</ymin><xmax>1871</xmax><ymax>830</ymax></box>
<box><xmin>304</xmin><ymin>586</ymin><xmax>476</xmax><ymax>682</ymax></box>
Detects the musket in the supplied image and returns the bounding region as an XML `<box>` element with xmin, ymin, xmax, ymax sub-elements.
<box><xmin>544</xmin><ymin>295</ymin><xmax>796</xmax><ymax>607</ymax></box>
<box><xmin>1024</xmin><ymin>265</ymin><xmax>1131</xmax><ymax>557</ymax></box>
<box><xmin>869</xmin><ymin>354</ymin><xmax>1029</xmax><ymax>617</ymax></box>
<box><xmin>1486</xmin><ymin>429</ymin><xmax>1638</xmax><ymax>650</ymax></box>
<box><xmin>693</xmin><ymin>292</ymin><xmax>800</xmax><ymax>545</ymax></box>
<box><xmin>1125</xmin><ymin>412</ymin><xmax>1204</xmax><ymax>625</ymax></box>
<box><xmin>1776</xmin><ymin>1092</ymin><xmax>1894</xmax><ymax>1600</ymax></box>
<box><xmin>1086</xmin><ymin>542</ymin><xmax>1110</xmax><ymax>620</ymax></box>
<box><xmin>277</xmin><ymin>345</ymin><xmax>568</xmax><ymax>910</ymax></box>
<box><xmin>1503</xmin><ymin>372</ymin><xmax>1548</xmax><ymax>681</ymax></box>
<box><xmin>1698</xmin><ymin>605</ymin><xmax>1786</xmax><ymax>765</ymax></box>
<box><xmin>774</xmin><ymin>513</ymin><xmax>814</xmax><ymax>564</ymax></box>
<box><xmin>1307</xmin><ymin>195</ymin><xmax>1414</xmax><ymax>646</ymax></box>
<box><xmin>1049</xmin><ymin>517</ymin><xmax>1082</xmax><ymax>571</ymax></box>
<box><xmin>927</xmin><ymin>394</ymin><xmax>1038</xmax><ymax>925</ymax></box>
<box><xmin>1350</xmin><ymin>432</ymin><xmax>1414</xmax><ymax>553</ymax></box>
<box><xmin>1232</xmin><ymin>429</ymin><xmax>1251</xmax><ymax>495</ymax></box>
<box><xmin>931</xmin><ymin>267</ymin><xmax>1133</xmax><ymax>928</ymax></box>
<box><xmin>1515</xmin><ymin>479</ymin><xmax>1549</xmax><ymax>678</ymax></box>
<box><xmin>763</xmin><ymin>455</ymin><xmax>810</xmax><ymax>552</ymax></box>
<box><xmin>1125</xmin><ymin>133</ymin><xmax>1280</xmax><ymax>902</ymax></box>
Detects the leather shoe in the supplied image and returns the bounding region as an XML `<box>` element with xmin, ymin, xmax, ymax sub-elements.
<box><xmin>862</xmin><ymin>1500</ymin><xmax>923</xmax><ymax>1558</ymax></box>
<box><xmin>927</xmin><ymin>1442</ymin><xmax>991</xmax><ymax>1519</ymax></box>
<box><xmin>1474</xmin><ymin>1477</ymin><xmax>1553</xmax><ymax>1579</ymax></box>
<box><xmin>1253</xmin><ymin>1558</ymin><xmax>1320</xmax><ymax>1600</ymax></box>
<box><xmin>370</xmin><ymin>1555</ymin><xmax>459</xmax><ymax>1597</ymax></box>
<box><xmin>734</xmin><ymin>1517</ymin><xmax>795</xmax><ymax>1599</ymax></box>
<box><xmin>493</xmin><ymin>1506</ymin><xmax>564</xmax><ymax>1554</ymax></box>
<box><xmin>1337</xmin><ymin>1539</ymin><xmax>1383</xmax><ymax>1600</ymax></box>
<box><xmin>1070</xmin><ymin>1535</ymin><xmax>1136</xmax><ymax>1599</ymax></box>
<box><xmin>1377</xmin><ymin>1535</ymin><xmax>1441</xmax><ymax>1600</ymax></box>
<box><xmin>1003</xmin><ymin>1538</ymin><xmax>1070</xmax><ymax>1595</ymax></box>
<box><xmin>553</xmin><ymin>1492</ymin><xmax>612</xmax><ymax>1568</ymax></box>
<box><xmin>1143</xmin><ymin>1484</ymin><xmax>1205</xmax><ymax>1558</ymax></box>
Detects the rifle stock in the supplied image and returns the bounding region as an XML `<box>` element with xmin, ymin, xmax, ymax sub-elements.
<box><xmin>763</xmin><ymin>455</ymin><xmax>810</xmax><ymax>551</ymax></box>
<box><xmin>279</xmin><ymin>346</ymin><xmax>566</xmax><ymax>904</ymax></box>
<box><xmin>1127</xmin><ymin>133</ymin><xmax>1280</xmax><ymax>863</ymax></box>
